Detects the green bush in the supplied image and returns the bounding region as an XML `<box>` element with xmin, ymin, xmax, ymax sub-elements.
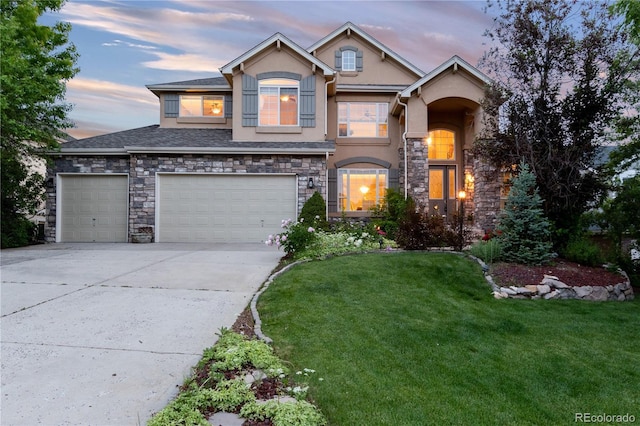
<box><xmin>1</xmin><ymin>214</ymin><xmax>37</xmax><ymax>248</ymax></box>
<box><xmin>370</xmin><ymin>188</ymin><xmax>409</xmax><ymax>240</ymax></box>
<box><xmin>561</xmin><ymin>237</ymin><xmax>604</xmax><ymax>267</ymax></box>
<box><xmin>266</xmin><ymin>218</ymin><xmax>318</xmax><ymax>255</ymax></box>
<box><xmin>299</xmin><ymin>191</ymin><xmax>328</xmax><ymax>230</ymax></box>
<box><xmin>469</xmin><ymin>239</ymin><xmax>503</xmax><ymax>264</ymax></box>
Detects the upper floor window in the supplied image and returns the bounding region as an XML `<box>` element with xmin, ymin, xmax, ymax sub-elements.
<box><xmin>427</xmin><ymin>129</ymin><xmax>455</xmax><ymax>160</ymax></box>
<box><xmin>259</xmin><ymin>78</ymin><xmax>299</xmax><ymax>126</ymax></box>
<box><xmin>179</xmin><ymin>95</ymin><xmax>224</xmax><ymax>117</ymax></box>
<box><xmin>342</xmin><ymin>50</ymin><xmax>356</xmax><ymax>71</ymax></box>
<box><xmin>338</xmin><ymin>103</ymin><xmax>388</xmax><ymax>138</ymax></box>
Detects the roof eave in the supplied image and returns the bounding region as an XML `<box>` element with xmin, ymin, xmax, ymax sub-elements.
<box><xmin>400</xmin><ymin>55</ymin><xmax>492</xmax><ymax>99</ymax></box>
<box><xmin>219</xmin><ymin>33</ymin><xmax>334</xmax><ymax>77</ymax></box>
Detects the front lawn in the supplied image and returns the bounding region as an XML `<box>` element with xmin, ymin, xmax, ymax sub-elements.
<box><xmin>259</xmin><ymin>252</ymin><xmax>639</xmax><ymax>425</ymax></box>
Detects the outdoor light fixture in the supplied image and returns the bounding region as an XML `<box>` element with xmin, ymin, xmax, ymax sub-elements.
<box><xmin>458</xmin><ymin>190</ymin><xmax>466</xmax><ymax>200</ymax></box>
<box><xmin>307</xmin><ymin>177</ymin><xmax>314</xmax><ymax>189</ymax></box>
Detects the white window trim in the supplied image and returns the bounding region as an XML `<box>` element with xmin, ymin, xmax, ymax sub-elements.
<box><xmin>258</xmin><ymin>79</ymin><xmax>299</xmax><ymax>127</ymax></box>
<box><xmin>179</xmin><ymin>95</ymin><xmax>224</xmax><ymax>117</ymax></box>
<box><xmin>342</xmin><ymin>50</ymin><xmax>356</xmax><ymax>71</ymax></box>
<box><xmin>338</xmin><ymin>168</ymin><xmax>388</xmax><ymax>212</ymax></box>
<box><xmin>338</xmin><ymin>102</ymin><xmax>389</xmax><ymax>138</ymax></box>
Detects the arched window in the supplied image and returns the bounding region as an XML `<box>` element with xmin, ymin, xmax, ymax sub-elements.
<box><xmin>427</xmin><ymin>129</ymin><xmax>455</xmax><ymax>160</ymax></box>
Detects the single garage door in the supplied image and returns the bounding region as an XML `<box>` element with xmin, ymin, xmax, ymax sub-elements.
<box><xmin>60</xmin><ymin>175</ymin><xmax>128</xmax><ymax>242</ymax></box>
<box><xmin>158</xmin><ymin>174</ymin><xmax>297</xmax><ymax>243</ymax></box>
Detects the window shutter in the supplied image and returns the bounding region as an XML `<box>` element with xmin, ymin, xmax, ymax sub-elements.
<box><xmin>389</xmin><ymin>168</ymin><xmax>400</xmax><ymax>190</ymax></box>
<box><xmin>164</xmin><ymin>94</ymin><xmax>179</xmax><ymax>118</ymax></box>
<box><xmin>242</xmin><ymin>74</ymin><xmax>258</xmax><ymax>126</ymax></box>
<box><xmin>334</xmin><ymin>50</ymin><xmax>342</xmax><ymax>70</ymax></box>
<box><xmin>328</xmin><ymin>169</ymin><xmax>338</xmax><ymax>213</ymax></box>
<box><xmin>300</xmin><ymin>75</ymin><xmax>316</xmax><ymax>127</ymax></box>
<box><xmin>224</xmin><ymin>96</ymin><xmax>232</xmax><ymax>118</ymax></box>
<box><xmin>356</xmin><ymin>50</ymin><xmax>364</xmax><ymax>71</ymax></box>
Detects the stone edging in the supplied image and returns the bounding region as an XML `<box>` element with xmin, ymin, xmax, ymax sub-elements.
<box><xmin>251</xmin><ymin>259</ymin><xmax>309</xmax><ymax>344</ymax></box>
<box><xmin>470</xmin><ymin>255</ymin><xmax>635</xmax><ymax>301</ymax></box>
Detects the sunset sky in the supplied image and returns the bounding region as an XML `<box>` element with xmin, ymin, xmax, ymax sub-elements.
<box><xmin>40</xmin><ymin>0</ymin><xmax>495</xmax><ymax>139</ymax></box>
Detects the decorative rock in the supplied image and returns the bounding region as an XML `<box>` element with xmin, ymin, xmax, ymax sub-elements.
<box><xmin>586</xmin><ymin>286</ymin><xmax>609</xmax><ymax>301</ymax></box>
<box><xmin>543</xmin><ymin>274</ymin><xmax>560</xmax><ymax>281</ymax></box>
<box><xmin>525</xmin><ymin>285</ymin><xmax>539</xmax><ymax>293</ymax></box>
<box><xmin>516</xmin><ymin>287</ymin><xmax>534</xmax><ymax>295</ymax></box>
<box><xmin>537</xmin><ymin>284</ymin><xmax>551</xmax><ymax>295</ymax></box>
<box><xmin>501</xmin><ymin>287</ymin><xmax>517</xmax><ymax>295</ymax></box>
<box><xmin>573</xmin><ymin>286</ymin><xmax>593</xmax><ymax>298</ymax></box>
<box><xmin>208</xmin><ymin>412</ymin><xmax>245</xmax><ymax>426</ymax></box>
<box><xmin>493</xmin><ymin>291</ymin><xmax>508</xmax><ymax>299</ymax></box>
<box><xmin>244</xmin><ymin>369</ymin><xmax>267</xmax><ymax>385</ymax></box>
<box><xmin>544</xmin><ymin>290</ymin><xmax>559</xmax><ymax>300</ymax></box>
<box><xmin>618</xmin><ymin>293</ymin><xmax>626</xmax><ymax>301</ymax></box>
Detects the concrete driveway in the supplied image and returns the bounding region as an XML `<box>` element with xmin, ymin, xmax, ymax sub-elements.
<box><xmin>0</xmin><ymin>243</ymin><xmax>283</xmax><ymax>426</ymax></box>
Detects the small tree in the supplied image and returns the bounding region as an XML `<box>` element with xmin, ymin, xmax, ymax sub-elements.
<box><xmin>497</xmin><ymin>162</ymin><xmax>553</xmax><ymax>265</ymax></box>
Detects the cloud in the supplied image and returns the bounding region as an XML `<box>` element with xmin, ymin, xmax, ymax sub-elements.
<box><xmin>65</xmin><ymin>78</ymin><xmax>159</xmax><ymax>136</ymax></box>
<box><xmin>142</xmin><ymin>52</ymin><xmax>221</xmax><ymax>72</ymax></box>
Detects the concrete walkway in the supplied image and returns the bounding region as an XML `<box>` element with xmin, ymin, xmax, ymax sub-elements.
<box><xmin>0</xmin><ymin>243</ymin><xmax>282</xmax><ymax>426</ymax></box>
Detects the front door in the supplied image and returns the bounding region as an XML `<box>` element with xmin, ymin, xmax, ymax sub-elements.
<box><xmin>428</xmin><ymin>165</ymin><xmax>457</xmax><ymax>222</ymax></box>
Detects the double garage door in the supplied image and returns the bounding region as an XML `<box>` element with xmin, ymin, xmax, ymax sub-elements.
<box><xmin>59</xmin><ymin>174</ymin><xmax>297</xmax><ymax>243</ymax></box>
<box><xmin>157</xmin><ymin>174</ymin><xmax>297</xmax><ymax>243</ymax></box>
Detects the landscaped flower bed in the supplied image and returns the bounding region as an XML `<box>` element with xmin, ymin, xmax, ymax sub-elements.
<box><xmin>147</xmin><ymin>329</ymin><xmax>326</xmax><ymax>426</ymax></box>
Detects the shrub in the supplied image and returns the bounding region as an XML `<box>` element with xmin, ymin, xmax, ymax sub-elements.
<box><xmin>370</xmin><ymin>188</ymin><xmax>409</xmax><ymax>240</ymax></box>
<box><xmin>1</xmin><ymin>215</ymin><xmax>37</xmax><ymax>248</ymax></box>
<box><xmin>299</xmin><ymin>191</ymin><xmax>328</xmax><ymax>230</ymax></box>
<box><xmin>561</xmin><ymin>237</ymin><xmax>604</xmax><ymax>267</ymax></box>
<box><xmin>266</xmin><ymin>218</ymin><xmax>317</xmax><ymax>256</ymax></box>
<box><xmin>470</xmin><ymin>239</ymin><xmax>503</xmax><ymax>264</ymax></box>
<box><xmin>395</xmin><ymin>198</ymin><xmax>458</xmax><ymax>250</ymax></box>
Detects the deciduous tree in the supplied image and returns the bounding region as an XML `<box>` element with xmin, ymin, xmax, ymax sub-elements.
<box><xmin>1</xmin><ymin>0</ymin><xmax>78</xmax><ymax>247</ymax></box>
<box><xmin>475</xmin><ymin>0</ymin><xmax>633</xmax><ymax>243</ymax></box>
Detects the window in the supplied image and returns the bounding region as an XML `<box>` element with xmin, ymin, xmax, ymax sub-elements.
<box><xmin>338</xmin><ymin>103</ymin><xmax>388</xmax><ymax>137</ymax></box>
<box><xmin>427</xmin><ymin>129</ymin><xmax>455</xmax><ymax>159</ymax></box>
<box><xmin>342</xmin><ymin>50</ymin><xmax>356</xmax><ymax>71</ymax></box>
<box><xmin>338</xmin><ymin>169</ymin><xmax>388</xmax><ymax>212</ymax></box>
<box><xmin>259</xmin><ymin>78</ymin><xmax>299</xmax><ymax>126</ymax></box>
<box><xmin>179</xmin><ymin>95</ymin><xmax>224</xmax><ymax>117</ymax></box>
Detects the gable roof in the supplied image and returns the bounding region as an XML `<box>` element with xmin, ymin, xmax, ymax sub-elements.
<box><xmin>54</xmin><ymin>125</ymin><xmax>335</xmax><ymax>155</ymax></box>
<box><xmin>219</xmin><ymin>32</ymin><xmax>335</xmax><ymax>80</ymax></box>
<box><xmin>399</xmin><ymin>55</ymin><xmax>491</xmax><ymax>99</ymax></box>
<box><xmin>307</xmin><ymin>22</ymin><xmax>425</xmax><ymax>78</ymax></box>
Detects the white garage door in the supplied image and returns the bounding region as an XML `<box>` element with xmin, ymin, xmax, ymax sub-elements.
<box><xmin>60</xmin><ymin>175</ymin><xmax>128</xmax><ymax>242</ymax></box>
<box><xmin>158</xmin><ymin>174</ymin><xmax>297</xmax><ymax>243</ymax></box>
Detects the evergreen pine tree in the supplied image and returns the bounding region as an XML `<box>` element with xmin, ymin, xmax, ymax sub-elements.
<box><xmin>498</xmin><ymin>161</ymin><xmax>554</xmax><ymax>265</ymax></box>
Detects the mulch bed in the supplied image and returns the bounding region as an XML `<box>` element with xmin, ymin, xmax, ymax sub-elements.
<box><xmin>490</xmin><ymin>259</ymin><xmax>627</xmax><ymax>287</ymax></box>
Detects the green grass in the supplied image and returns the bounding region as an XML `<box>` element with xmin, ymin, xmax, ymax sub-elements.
<box><xmin>258</xmin><ymin>252</ymin><xmax>640</xmax><ymax>425</ymax></box>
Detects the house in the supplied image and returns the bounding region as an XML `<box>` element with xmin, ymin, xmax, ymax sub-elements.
<box><xmin>45</xmin><ymin>22</ymin><xmax>501</xmax><ymax>243</ymax></box>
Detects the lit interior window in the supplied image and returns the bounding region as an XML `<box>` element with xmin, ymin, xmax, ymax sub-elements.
<box><xmin>339</xmin><ymin>169</ymin><xmax>388</xmax><ymax>211</ymax></box>
<box><xmin>179</xmin><ymin>95</ymin><xmax>224</xmax><ymax>117</ymax></box>
<box><xmin>428</xmin><ymin>129</ymin><xmax>455</xmax><ymax>159</ymax></box>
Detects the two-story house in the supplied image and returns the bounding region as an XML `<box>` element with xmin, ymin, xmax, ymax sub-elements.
<box><xmin>46</xmin><ymin>22</ymin><xmax>500</xmax><ymax>243</ymax></box>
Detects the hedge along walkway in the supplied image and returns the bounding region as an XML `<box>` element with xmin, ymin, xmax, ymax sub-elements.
<box><xmin>255</xmin><ymin>252</ymin><xmax>640</xmax><ymax>425</ymax></box>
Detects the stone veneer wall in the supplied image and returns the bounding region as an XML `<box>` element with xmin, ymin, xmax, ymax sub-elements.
<box><xmin>46</xmin><ymin>154</ymin><xmax>326</xmax><ymax>242</ymax></box>
<box><xmin>45</xmin><ymin>156</ymin><xmax>130</xmax><ymax>242</ymax></box>
<box><xmin>472</xmin><ymin>156</ymin><xmax>502</xmax><ymax>233</ymax></box>
<box><xmin>398</xmin><ymin>138</ymin><xmax>428</xmax><ymax>211</ymax></box>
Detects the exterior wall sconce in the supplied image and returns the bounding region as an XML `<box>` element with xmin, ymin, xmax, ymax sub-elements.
<box><xmin>307</xmin><ymin>177</ymin><xmax>314</xmax><ymax>189</ymax></box>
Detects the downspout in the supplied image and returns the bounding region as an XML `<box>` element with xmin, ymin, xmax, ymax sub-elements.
<box><xmin>325</xmin><ymin>72</ymin><xmax>337</xmax><ymax>219</ymax></box>
<box><xmin>325</xmin><ymin>72</ymin><xmax>337</xmax><ymax>136</ymax></box>
<box><xmin>396</xmin><ymin>94</ymin><xmax>409</xmax><ymax>200</ymax></box>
